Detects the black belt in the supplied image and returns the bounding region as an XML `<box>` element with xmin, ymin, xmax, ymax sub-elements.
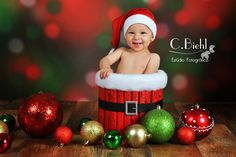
<box><xmin>98</xmin><ymin>99</ymin><xmax>163</xmax><ymax>116</ymax></box>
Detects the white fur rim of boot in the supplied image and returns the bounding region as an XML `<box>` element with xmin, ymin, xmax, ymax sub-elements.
<box><xmin>95</xmin><ymin>70</ymin><xmax>168</xmax><ymax>91</ymax></box>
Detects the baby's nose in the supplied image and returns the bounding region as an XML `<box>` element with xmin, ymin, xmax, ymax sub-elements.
<box><xmin>134</xmin><ymin>33</ymin><xmax>141</xmax><ymax>39</ymax></box>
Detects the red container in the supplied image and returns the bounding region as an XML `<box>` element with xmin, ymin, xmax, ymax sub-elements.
<box><xmin>96</xmin><ymin>70</ymin><xmax>167</xmax><ymax>133</ymax></box>
<box><xmin>98</xmin><ymin>87</ymin><xmax>163</xmax><ymax>133</ymax></box>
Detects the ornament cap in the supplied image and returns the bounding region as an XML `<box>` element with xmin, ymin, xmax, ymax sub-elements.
<box><xmin>84</xmin><ymin>140</ymin><xmax>89</xmax><ymax>146</ymax></box>
<box><xmin>146</xmin><ymin>133</ymin><xmax>152</xmax><ymax>139</ymax></box>
<box><xmin>195</xmin><ymin>104</ymin><xmax>200</xmax><ymax>109</ymax></box>
<box><xmin>156</xmin><ymin>105</ymin><xmax>161</xmax><ymax>110</ymax></box>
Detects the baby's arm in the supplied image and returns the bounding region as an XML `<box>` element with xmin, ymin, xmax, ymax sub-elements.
<box><xmin>144</xmin><ymin>53</ymin><xmax>160</xmax><ymax>73</ymax></box>
<box><xmin>99</xmin><ymin>47</ymin><xmax>124</xmax><ymax>79</ymax></box>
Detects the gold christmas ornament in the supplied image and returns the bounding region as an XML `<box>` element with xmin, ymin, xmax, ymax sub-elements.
<box><xmin>125</xmin><ymin>124</ymin><xmax>151</xmax><ymax>147</ymax></box>
<box><xmin>0</xmin><ymin>120</ymin><xmax>9</xmax><ymax>134</ymax></box>
<box><xmin>80</xmin><ymin>120</ymin><xmax>104</xmax><ymax>145</ymax></box>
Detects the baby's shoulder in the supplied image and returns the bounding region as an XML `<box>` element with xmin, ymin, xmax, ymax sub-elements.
<box><xmin>116</xmin><ymin>47</ymin><xmax>127</xmax><ymax>52</ymax></box>
<box><xmin>149</xmin><ymin>53</ymin><xmax>160</xmax><ymax>60</ymax></box>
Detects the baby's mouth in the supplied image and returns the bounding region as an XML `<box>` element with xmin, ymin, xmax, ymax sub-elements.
<box><xmin>132</xmin><ymin>41</ymin><xmax>143</xmax><ymax>45</ymax></box>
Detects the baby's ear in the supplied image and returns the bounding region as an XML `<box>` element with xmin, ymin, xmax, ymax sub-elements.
<box><xmin>151</xmin><ymin>37</ymin><xmax>155</xmax><ymax>41</ymax></box>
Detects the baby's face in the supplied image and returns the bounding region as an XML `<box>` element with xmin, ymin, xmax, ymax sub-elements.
<box><xmin>125</xmin><ymin>23</ymin><xmax>153</xmax><ymax>52</ymax></box>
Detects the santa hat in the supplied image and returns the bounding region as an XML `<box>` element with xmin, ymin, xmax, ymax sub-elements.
<box><xmin>110</xmin><ymin>8</ymin><xmax>157</xmax><ymax>53</ymax></box>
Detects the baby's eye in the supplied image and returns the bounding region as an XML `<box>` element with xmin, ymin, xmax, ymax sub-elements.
<box><xmin>128</xmin><ymin>31</ymin><xmax>134</xmax><ymax>34</ymax></box>
<box><xmin>141</xmin><ymin>32</ymin><xmax>147</xmax><ymax>34</ymax></box>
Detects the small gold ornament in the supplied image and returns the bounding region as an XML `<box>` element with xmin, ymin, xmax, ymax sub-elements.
<box><xmin>0</xmin><ymin>120</ymin><xmax>9</xmax><ymax>134</ymax></box>
<box><xmin>80</xmin><ymin>120</ymin><xmax>104</xmax><ymax>145</ymax></box>
<box><xmin>125</xmin><ymin>124</ymin><xmax>151</xmax><ymax>147</ymax></box>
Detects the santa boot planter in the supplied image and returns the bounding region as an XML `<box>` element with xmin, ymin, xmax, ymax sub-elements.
<box><xmin>96</xmin><ymin>70</ymin><xmax>167</xmax><ymax>133</ymax></box>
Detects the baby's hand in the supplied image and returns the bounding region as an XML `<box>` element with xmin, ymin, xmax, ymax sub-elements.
<box><xmin>100</xmin><ymin>68</ymin><xmax>113</xmax><ymax>79</ymax></box>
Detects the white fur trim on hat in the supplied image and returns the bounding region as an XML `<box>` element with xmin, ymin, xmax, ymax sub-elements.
<box><xmin>96</xmin><ymin>70</ymin><xmax>167</xmax><ymax>91</ymax></box>
<box><xmin>123</xmin><ymin>14</ymin><xmax>157</xmax><ymax>39</ymax></box>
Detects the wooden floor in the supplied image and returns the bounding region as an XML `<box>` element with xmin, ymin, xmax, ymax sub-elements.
<box><xmin>0</xmin><ymin>101</ymin><xmax>236</xmax><ymax>157</ymax></box>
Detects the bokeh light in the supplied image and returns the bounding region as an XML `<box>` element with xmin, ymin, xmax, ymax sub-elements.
<box><xmin>206</xmin><ymin>15</ymin><xmax>221</xmax><ymax>30</ymax></box>
<box><xmin>172</xmin><ymin>74</ymin><xmax>188</xmax><ymax>91</ymax></box>
<box><xmin>25</xmin><ymin>64</ymin><xmax>42</xmax><ymax>81</ymax></box>
<box><xmin>44</xmin><ymin>22</ymin><xmax>60</xmax><ymax>39</ymax></box>
<box><xmin>145</xmin><ymin>0</ymin><xmax>161</xmax><ymax>10</ymax></box>
<box><xmin>19</xmin><ymin>0</ymin><xmax>37</xmax><ymax>8</ymax></box>
<box><xmin>175</xmin><ymin>10</ymin><xmax>190</xmax><ymax>26</ymax></box>
<box><xmin>61</xmin><ymin>84</ymin><xmax>89</xmax><ymax>102</ymax></box>
<box><xmin>157</xmin><ymin>23</ymin><xmax>169</xmax><ymax>38</ymax></box>
<box><xmin>8</xmin><ymin>38</ymin><xmax>24</xmax><ymax>54</ymax></box>
<box><xmin>107</xmin><ymin>6</ymin><xmax>122</xmax><ymax>21</ymax></box>
<box><xmin>85</xmin><ymin>71</ymin><xmax>97</xmax><ymax>87</ymax></box>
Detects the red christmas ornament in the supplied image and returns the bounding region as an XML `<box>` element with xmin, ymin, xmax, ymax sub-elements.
<box><xmin>0</xmin><ymin>133</ymin><xmax>11</xmax><ymax>154</ymax></box>
<box><xmin>177</xmin><ymin>126</ymin><xmax>195</xmax><ymax>145</ymax></box>
<box><xmin>18</xmin><ymin>93</ymin><xmax>63</xmax><ymax>138</ymax></box>
<box><xmin>54</xmin><ymin>126</ymin><xmax>73</xmax><ymax>146</ymax></box>
<box><xmin>179</xmin><ymin>104</ymin><xmax>214</xmax><ymax>140</ymax></box>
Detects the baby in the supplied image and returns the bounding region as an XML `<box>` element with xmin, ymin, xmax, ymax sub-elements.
<box><xmin>99</xmin><ymin>8</ymin><xmax>160</xmax><ymax>79</ymax></box>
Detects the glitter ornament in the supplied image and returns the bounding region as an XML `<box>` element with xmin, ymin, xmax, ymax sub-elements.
<box><xmin>80</xmin><ymin>120</ymin><xmax>104</xmax><ymax>145</ymax></box>
<box><xmin>78</xmin><ymin>117</ymin><xmax>91</xmax><ymax>132</ymax></box>
<box><xmin>18</xmin><ymin>93</ymin><xmax>63</xmax><ymax>138</ymax></box>
<box><xmin>0</xmin><ymin>121</ymin><xmax>9</xmax><ymax>135</ymax></box>
<box><xmin>141</xmin><ymin>106</ymin><xmax>175</xmax><ymax>143</ymax></box>
<box><xmin>179</xmin><ymin>104</ymin><xmax>214</xmax><ymax>140</ymax></box>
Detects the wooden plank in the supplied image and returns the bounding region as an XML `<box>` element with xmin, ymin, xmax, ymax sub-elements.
<box><xmin>196</xmin><ymin>124</ymin><xmax>236</xmax><ymax>157</ymax></box>
<box><xmin>124</xmin><ymin>145</ymin><xmax>153</xmax><ymax>157</ymax></box>
<box><xmin>18</xmin><ymin>138</ymin><xmax>83</xmax><ymax>157</ymax></box>
<box><xmin>100</xmin><ymin>146</ymin><xmax>123</xmax><ymax>157</ymax></box>
<box><xmin>150</xmin><ymin>143</ymin><xmax>202</xmax><ymax>157</ymax></box>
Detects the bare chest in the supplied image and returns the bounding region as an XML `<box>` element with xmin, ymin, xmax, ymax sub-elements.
<box><xmin>116</xmin><ymin>54</ymin><xmax>151</xmax><ymax>73</ymax></box>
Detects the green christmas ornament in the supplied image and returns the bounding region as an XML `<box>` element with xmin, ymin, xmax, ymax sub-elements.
<box><xmin>141</xmin><ymin>107</ymin><xmax>175</xmax><ymax>143</ymax></box>
<box><xmin>78</xmin><ymin>117</ymin><xmax>91</xmax><ymax>131</ymax></box>
<box><xmin>0</xmin><ymin>114</ymin><xmax>16</xmax><ymax>131</ymax></box>
<box><xmin>103</xmin><ymin>130</ymin><xmax>122</xmax><ymax>149</ymax></box>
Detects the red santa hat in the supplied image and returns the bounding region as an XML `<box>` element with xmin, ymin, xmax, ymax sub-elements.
<box><xmin>110</xmin><ymin>8</ymin><xmax>157</xmax><ymax>53</ymax></box>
